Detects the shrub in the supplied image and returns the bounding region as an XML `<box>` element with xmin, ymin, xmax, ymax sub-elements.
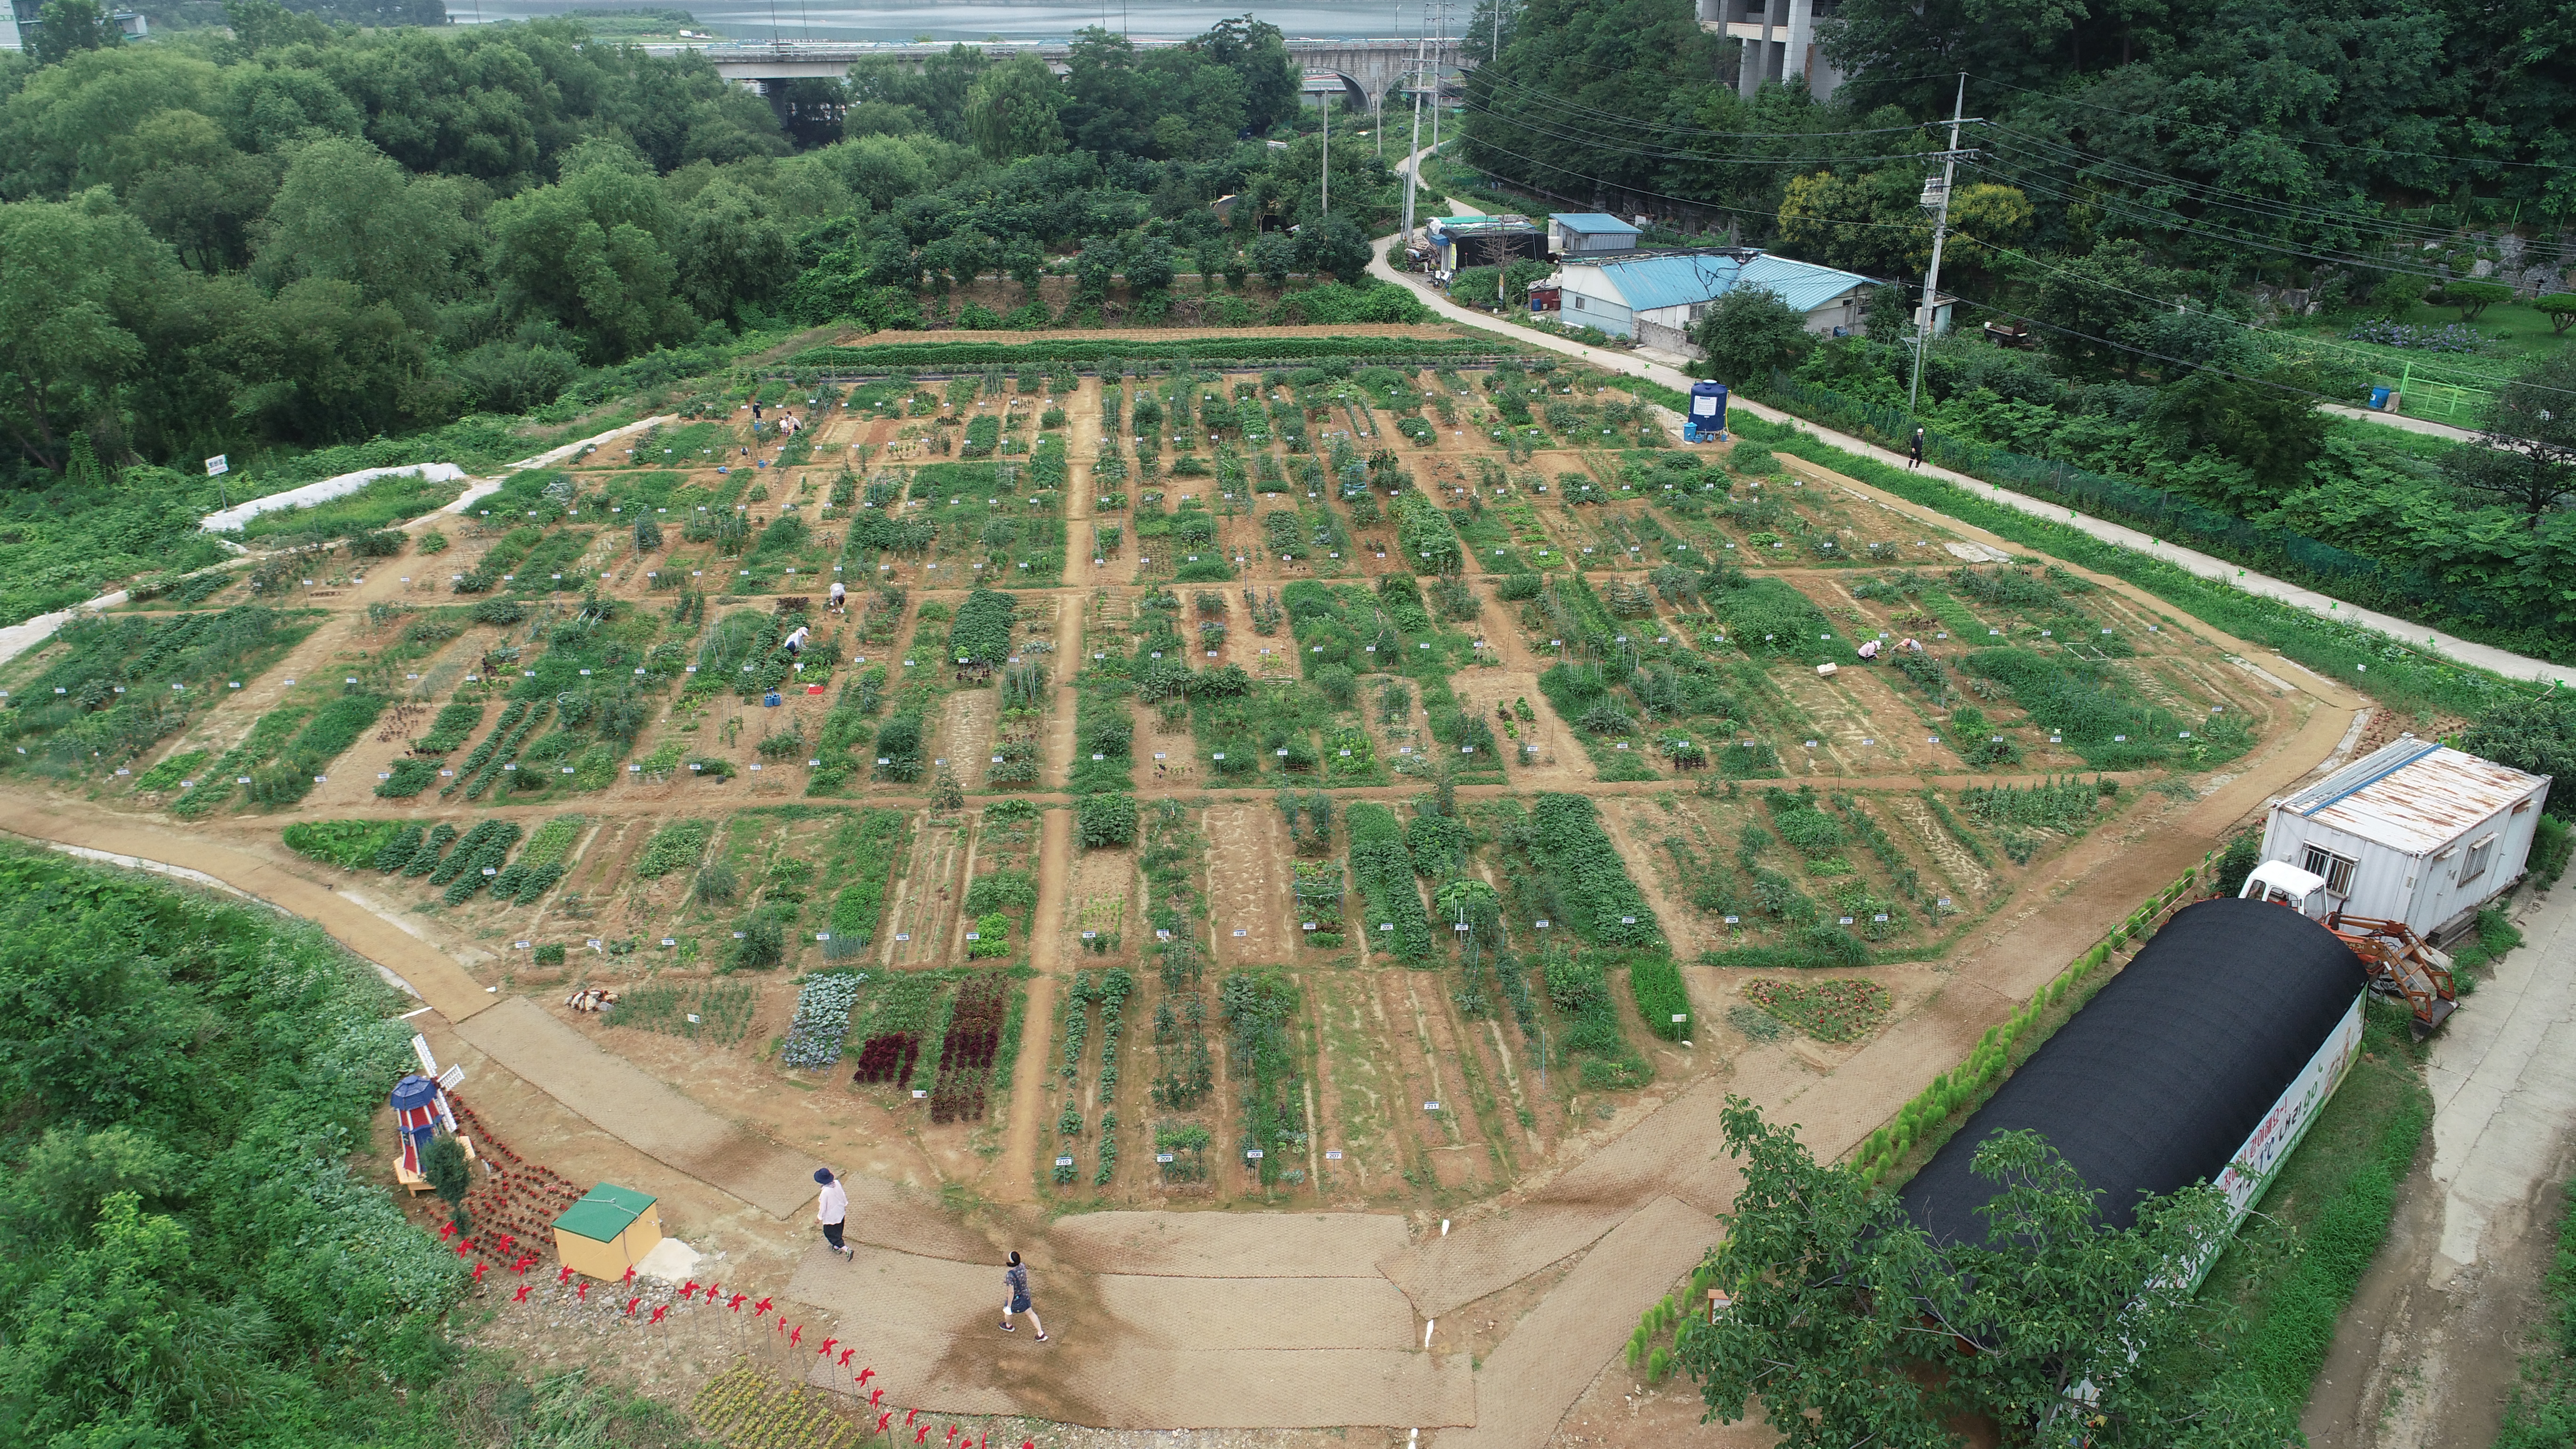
<box><xmin>1629</xmin><ymin>955</ymin><xmax>1692</xmax><ymax>1040</ymax></box>
<box><xmin>636</xmin><ymin>819</ymin><xmax>713</xmax><ymax>878</ymax></box>
<box><xmin>1078</xmin><ymin>793</ymin><xmax>1138</xmax><ymax>847</ymax></box>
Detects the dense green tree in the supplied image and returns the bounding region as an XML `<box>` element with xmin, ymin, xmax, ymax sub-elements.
<box><xmin>257</xmin><ymin>137</ymin><xmax>475</xmax><ymax>324</ymax></box>
<box><xmin>2448</xmin><ymin>352</ymin><xmax>2576</xmax><ymax>525</ymax></box>
<box><xmin>966</xmin><ymin>56</ymin><xmax>1069</xmax><ymax>163</ymax></box>
<box><xmin>2461</xmin><ymin>692</ymin><xmax>2576</xmax><ymax>802</ymax></box>
<box><xmin>1693</xmin><ymin>285</ymin><xmax>1812</xmax><ymax>386</ymax></box>
<box><xmin>1683</xmin><ymin>1099</ymin><xmax>2287</xmax><ymax>1449</ymax></box>
<box><xmin>230</xmin><ymin>276</ymin><xmax>455</xmax><ymax>440</ymax></box>
<box><xmin>27</xmin><ymin>0</ymin><xmax>123</xmax><ymax>66</ymax></box>
<box><xmin>675</xmin><ymin>179</ymin><xmax>797</xmax><ymax>323</ymax></box>
<box><xmin>486</xmin><ymin>143</ymin><xmax>693</xmax><ymax>360</ymax></box>
<box><xmin>2149</xmin><ymin>363</ymin><xmax>2333</xmax><ymax>509</ymax></box>
<box><xmin>110</xmin><ymin>108</ymin><xmax>279</xmax><ymax>272</ymax></box>
<box><xmin>1186</xmin><ymin>16</ymin><xmax>1301</xmax><ymax>136</ymax></box>
<box><xmin>0</xmin><ymin>199</ymin><xmax>169</xmax><ymax>471</ymax></box>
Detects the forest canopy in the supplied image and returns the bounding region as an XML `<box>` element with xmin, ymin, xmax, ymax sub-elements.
<box><xmin>0</xmin><ymin>7</ymin><xmax>1396</xmax><ymax>478</ymax></box>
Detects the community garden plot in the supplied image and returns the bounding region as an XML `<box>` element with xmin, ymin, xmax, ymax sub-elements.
<box><xmin>9</xmin><ymin>330</ymin><xmax>2345</xmax><ymax>1248</ymax></box>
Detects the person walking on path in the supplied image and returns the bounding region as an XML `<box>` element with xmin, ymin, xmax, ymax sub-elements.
<box><xmin>1000</xmin><ymin>1251</ymin><xmax>1045</xmax><ymax>1341</ymax></box>
<box><xmin>1908</xmin><ymin>427</ymin><xmax>1925</xmax><ymax>470</ymax></box>
<box><xmin>814</xmin><ymin>1168</ymin><xmax>853</xmax><ymax>1260</ymax></box>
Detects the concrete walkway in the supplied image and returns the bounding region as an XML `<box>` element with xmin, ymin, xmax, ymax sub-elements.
<box><xmin>2320</xmin><ymin>402</ymin><xmax>2487</xmax><ymax>443</ymax></box>
<box><xmin>1374</xmin><ymin>148</ymin><xmax>2571</xmax><ymax>691</ymax></box>
<box><xmin>2300</xmin><ymin>876</ymin><xmax>2576</xmax><ymax>1448</ymax></box>
<box><xmin>453</xmin><ymin>996</ymin><xmax>828</xmax><ymax>1220</ymax></box>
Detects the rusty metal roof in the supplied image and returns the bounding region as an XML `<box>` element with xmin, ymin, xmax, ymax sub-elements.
<box><xmin>2282</xmin><ymin>737</ymin><xmax>2549</xmax><ymax>855</ymax></box>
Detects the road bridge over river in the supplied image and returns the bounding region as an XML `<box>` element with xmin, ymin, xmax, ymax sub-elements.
<box><xmin>676</xmin><ymin>37</ymin><xmax>1465</xmax><ymax>113</ymax></box>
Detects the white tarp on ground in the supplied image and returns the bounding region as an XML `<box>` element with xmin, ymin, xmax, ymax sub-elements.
<box><xmin>199</xmin><ymin>462</ymin><xmax>470</xmax><ymax>533</ymax></box>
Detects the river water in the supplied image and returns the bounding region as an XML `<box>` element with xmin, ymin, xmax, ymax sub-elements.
<box><xmin>453</xmin><ymin>0</ymin><xmax>1435</xmax><ymax>42</ymax></box>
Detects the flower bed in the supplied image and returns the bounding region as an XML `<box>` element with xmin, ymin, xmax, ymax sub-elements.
<box><xmin>1743</xmin><ymin>977</ymin><xmax>1893</xmax><ymax>1043</ymax></box>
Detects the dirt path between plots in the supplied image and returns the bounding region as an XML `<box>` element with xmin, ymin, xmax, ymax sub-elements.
<box><xmin>2302</xmin><ymin>877</ymin><xmax>2576</xmax><ymax>1449</ymax></box>
<box><xmin>998</xmin><ymin>806</ymin><xmax>1079</xmax><ymax>1202</ymax></box>
<box><xmin>1046</xmin><ymin>579</ymin><xmax>1086</xmax><ymax>789</ymax></box>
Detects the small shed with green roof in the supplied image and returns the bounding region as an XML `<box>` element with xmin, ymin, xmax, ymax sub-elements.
<box><xmin>552</xmin><ymin>1182</ymin><xmax>663</xmax><ymax>1281</ymax></box>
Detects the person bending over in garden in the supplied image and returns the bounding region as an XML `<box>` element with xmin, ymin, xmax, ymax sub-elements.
<box><xmin>1001</xmin><ymin>1252</ymin><xmax>1046</xmax><ymax>1341</ymax></box>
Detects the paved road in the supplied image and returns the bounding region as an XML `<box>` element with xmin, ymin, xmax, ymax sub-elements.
<box><xmin>2301</xmin><ymin>875</ymin><xmax>2576</xmax><ymax>1448</ymax></box>
<box><xmin>1373</xmin><ymin>149</ymin><xmax>2571</xmax><ymax>691</ymax></box>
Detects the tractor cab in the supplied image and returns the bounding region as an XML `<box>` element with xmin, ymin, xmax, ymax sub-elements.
<box><xmin>2241</xmin><ymin>861</ymin><xmax>2457</xmax><ymax>1036</ymax></box>
<box><xmin>2240</xmin><ymin>861</ymin><xmax>2332</xmax><ymax>920</ymax></box>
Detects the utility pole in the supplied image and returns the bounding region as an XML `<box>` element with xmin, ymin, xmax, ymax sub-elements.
<box><xmin>1908</xmin><ymin>72</ymin><xmax>1967</xmax><ymax>419</ymax></box>
<box><xmin>1321</xmin><ymin>89</ymin><xmax>1330</xmax><ymax>217</ymax></box>
<box><xmin>1428</xmin><ymin>0</ymin><xmax>1447</xmax><ymax>162</ymax></box>
<box><xmin>1401</xmin><ymin>39</ymin><xmax>1425</xmax><ymax>246</ymax></box>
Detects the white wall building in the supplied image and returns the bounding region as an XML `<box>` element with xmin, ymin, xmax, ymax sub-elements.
<box><xmin>1551</xmin><ymin>250</ymin><xmax>1876</xmax><ymax>354</ymax></box>
<box><xmin>2258</xmin><ymin>737</ymin><xmax>2552</xmax><ymax>941</ymax></box>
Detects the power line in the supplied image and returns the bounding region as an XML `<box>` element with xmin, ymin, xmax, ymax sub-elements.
<box><xmin>1960</xmin><ymin>155</ymin><xmax>2475</xmax><ymax>280</ymax></box>
<box><xmin>1974</xmin><ymin>121</ymin><xmax>2460</xmax><ymax>245</ymax></box>
<box><xmin>1471</xmin><ymin>68</ymin><xmax>1940</xmax><ymax>142</ymax></box>
<box><xmin>1956</xmin><ymin>231</ymin><xmax>2576</xmax><ymax>400</ymax></box>
<box><xmin>1454</xmin><ymin>93</ymin><xmax>1944</xmax><ymax>169</ymax></box>
<box><xmin>1965</xmin><ymin>72</ymin><xmax>2568</xmax><ymax>174</ymax></box>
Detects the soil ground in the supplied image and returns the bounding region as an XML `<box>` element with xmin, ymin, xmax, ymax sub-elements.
<box><xmin>0</xmin><ymin>331</ymin><xmax>2440</xmax><ymax>1449</ymax></box>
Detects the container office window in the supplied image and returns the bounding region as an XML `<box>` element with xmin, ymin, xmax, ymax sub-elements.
<box><xmin>2300</xmin><ymin>845</ymin><xmax>2357</xmax><ymax>896</ymax></box>
<box><xmin>2459</xmin><ymin>835</ymin><xmax>2496</xmax><ymax>885</ymax></box>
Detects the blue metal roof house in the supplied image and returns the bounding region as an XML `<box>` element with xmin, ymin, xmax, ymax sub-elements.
<box><xmin>1547</xmin><ymin>213</ymin><xmax>1644</xmax><ymax>257</ymax></box>
<box><xmin>1551</xmin><ymin>250</ymin><xmax>1891</xmax><ymax>351</ymax></box>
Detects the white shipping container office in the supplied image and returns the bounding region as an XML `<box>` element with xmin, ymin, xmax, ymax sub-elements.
<box><xmin>2259</xmin><ymin>736</ymin><xmax>2551</xmax><ymax>942</ymax></box>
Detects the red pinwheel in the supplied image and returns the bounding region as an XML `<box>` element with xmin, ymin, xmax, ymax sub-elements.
<box><xmin>840</xmin><ymin>1350</ymin><xmax>857</xmax><ymax>1368</ymax></box>
<box><xmin>905</xmin><ymin>1409</ymin><xmax>920</xmax><ymax>1428</ymax></box>
<box><xmin>453</xmin><ymin>1242</ymin><xmax>473</xmax><ymax>1259</ymax></box>
<box><xmin>682</xmin><ymin>1280</ymin><xmax>699</xmax><ymax>1298</ymax></box>
<box><xmin>471</xmin><ymin>1262</ymin><xmax>488</xmax><ymax>1283</ymax></box>
<box><xmin>868</xmin><ymin>1388</ymin><xmax>884</xmax><ymax>1409</ymax></box>
<box><xmin>820</xmin><ymin>1338</ymin><xmax>838</xmax><ymax>1357</ymax></box>
<box><xmin>755</xmin><ymin>1296</ymin><xmax>773</xmax><ymax>1315</ymax></box>
<box><xmin>499</xmin><ymin>1234</ymin><xmax>517</xmax><ymax>1253</ymax></box>
<box><xmin>650</xmin><ymin>1305</ymin><xmax>668</xmax><ymax>1326</ymax></box>
<box><xmin>439</xmin><ymin>1221</ymin><xmax>458</xmax><ymax>1240</ymax></box>
<box><xmin>914</xmin><ymin>1427</ymin><xmax>931</xmax><ymax>1444</ymax></box>
<box><xmin>575</xmin><ymin>1282</ymin><xmax>590</xmax><ymax>1302</ymax></box>
<box><xmin>877</xmin><ymin>1414</ymin><xmax>894</xmax><ymax>1434</ymax></box>
<box><xmin>946</xmin><ymin>1425</ymin><xmax>959</xmax><ymax>1446</ymax></box>
<box><xmin>789</xmin><ymin>1324</ymin><xmax>804</xmax><ymax>1347</ymax></box>
<box><xmin>728</xmin><ymin>1294</ymin><xmax>747</xmax><ymax>1312</ymax></box>
<box><xmin>858</xmin><ymin>1367</ymin><xmax>875</xmax><ymax>1386</ymax></box>
<box><xmin>622</xmin><ymin>1266</ymin><xmax>636</xmax><ymax>1284</ymax></box>
<box><xmin>557</xmin><ymin>1266</ymin><xmax>575</xmax><ymax>1285</ymax></box>
<box><xmin>513</xmin><ymin>1284</ymin><xmax>533</xmax><ymax>1304</ymax></box>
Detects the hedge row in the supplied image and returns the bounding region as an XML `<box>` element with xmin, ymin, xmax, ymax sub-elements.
<box><xmin>781</xmin><ymin>336</ymin><xmax>1527</xmax><ymax>373</ymax></box>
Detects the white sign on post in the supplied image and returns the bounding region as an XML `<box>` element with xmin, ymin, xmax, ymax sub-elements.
<box><xmin>205</xmin><ymin>454</ymin><xmax>228</xmax><ymax>476</ymax></box>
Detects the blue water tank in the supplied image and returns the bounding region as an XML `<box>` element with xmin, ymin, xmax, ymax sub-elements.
<box><xmin>1690</xmin><ymin>381</ymin><xmax>1728</xmax><ymax>425</ymax></box>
